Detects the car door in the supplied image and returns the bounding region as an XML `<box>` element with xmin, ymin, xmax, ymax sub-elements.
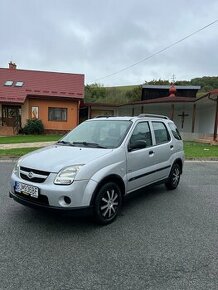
<box><xmin>126</xmin><ymin>121</ymin><xmax>156</xmax><ymax>193</ymax></box>
<box><xmin>150</xmin><ymin>121</ymin><xmax>173</xmax><ymax>180</ymax></box>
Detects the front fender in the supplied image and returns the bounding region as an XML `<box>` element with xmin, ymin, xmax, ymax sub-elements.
<box><xmin>90</xmin><ymin>161</ymin><xmax>126</xmax><ymax>184</ymax></box>
<box><xmin>81</xmin><ymin>161</ymin><xmax>127</xmax><ymax>206</ymax></box>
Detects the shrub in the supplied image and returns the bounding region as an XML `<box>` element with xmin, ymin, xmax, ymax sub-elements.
<box><xmin>23</xmin><ymin>119</ymin><xmax>44</xmax><ymax>135</ymax></box>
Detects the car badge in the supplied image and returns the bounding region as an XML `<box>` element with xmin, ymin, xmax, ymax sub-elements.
<box><xmin>28</xmin><ymin>172</ymin><xmax>34</xmax><ymax>179</ymax></box>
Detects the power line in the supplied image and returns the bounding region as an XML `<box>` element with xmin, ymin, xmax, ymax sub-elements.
<box><xmin>90</xmin><ymin>19</ymin><xmax>218</xmax><ymax>83</ymax></box>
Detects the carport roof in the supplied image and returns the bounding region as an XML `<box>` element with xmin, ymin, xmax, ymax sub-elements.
<box><xmin>123</xmin><ymin>96</ymin><xmax>196</xmax><ymax>106</ymax></box>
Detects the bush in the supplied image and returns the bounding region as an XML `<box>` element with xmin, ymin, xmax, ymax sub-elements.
<box><xmin>23</xmin><ymin>119</ymin><xmax>44</xmax><ymax>135</ymax></box>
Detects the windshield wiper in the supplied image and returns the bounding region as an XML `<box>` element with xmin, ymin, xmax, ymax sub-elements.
<box><xmin>72</xmin><ymin>141</ymin><xmax>107</xmax><ymax>148</ymax></box>
<box><xmin>56</xmin><ymin>140</ymin><xmax>75</xmax><ymax>146</ymax></box>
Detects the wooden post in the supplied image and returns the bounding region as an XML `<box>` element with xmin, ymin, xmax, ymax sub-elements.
<box><xmin>77</xmin><ymin>100</ymin><xmax>80</xmax><ymax>125</ymax></box>
<box><xmin>178</xmin><ymin>112</ymin><xmax>189</xmax><ymax>129</ymax></box>
<box><xmin>192</xmin><ymin>104</ymin><xmax>196</xmax><ymax>133</ymax></box>
<box><xmin>213</xmin><ymin>97</ymin><xmax>218</xmax><ymax>141</ymax></box>
<box><xmin>170</xmin><ymin>104</ymin><xmax>174</xmax><ymax>120</ymax></box>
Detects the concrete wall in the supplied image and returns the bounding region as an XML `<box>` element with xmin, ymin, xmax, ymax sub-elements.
<box><xmin>197</xmin><ymin>104</ymin><xmax>215</xmax><ymax>134</ymax></box>
<box><xmin>172</xmin><ymin>103</ymin><xmax>193</xmax><ymax>133</ymax></box>
<box><xmin>118</xmin><ymin>103</ymin><xmax>194</xmax><ymax>132</ymax></box>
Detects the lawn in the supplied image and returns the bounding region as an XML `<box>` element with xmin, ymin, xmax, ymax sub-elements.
<box><xmin>0</xmin><ymin>141</ymin><xmax>217</xmax><ymax>159</ymax></box>
<box><xmin>0</xmin><ymin>147</ymin><xmax>39</xmax><ymax>157</ymax></box>
<box><xmin>184</xmin><ymin>142</ymin><xmax>218</xmax><ymax>158</ymax></box>
<box><xmin>0</xmin><ymin>134</ymin><xmax>62</xmax><ymax>144</ymax></box>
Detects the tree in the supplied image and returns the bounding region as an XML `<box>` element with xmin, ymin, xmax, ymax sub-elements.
<box><xmin>147</xmin><ymin>79</ymin><xmax>170</xmax><ymax>85</ymax></box>
<box><xmin>85</xmin><ymin>83</ymin><xmax>106</xmax><ymax>102</ymax></box>
<box><xmin>125</xmin><ymin>85</ymin><xmax>142</xmax><ymax>102</ymax></box>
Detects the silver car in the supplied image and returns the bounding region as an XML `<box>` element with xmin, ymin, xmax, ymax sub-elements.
<box><xmin>10</xmin><ymin>114</ymin><xmax>184</xmax><ymax>224</ymax></box>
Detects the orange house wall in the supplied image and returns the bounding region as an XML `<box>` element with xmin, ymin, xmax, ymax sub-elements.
<box><xmin>28</xmin><ymin>99</ymin><xmax>78</xmax><ymax>131</ymax></box>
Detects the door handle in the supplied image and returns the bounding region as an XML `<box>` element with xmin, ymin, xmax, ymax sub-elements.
<box><xmin>149</xmin><ymin>150</ymin><xmax>154</xmax><ymax>155</ymax></box>
<box><xmin>170</xmin><ymin>145</ymin><xmax>174</xmax><ymax>149</ymax></box>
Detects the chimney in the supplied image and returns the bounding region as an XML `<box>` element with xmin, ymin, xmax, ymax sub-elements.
<box><xmin>9</xmin><ymin>61</ymin><xmax>17</xmax><ymax>69</ymax></box>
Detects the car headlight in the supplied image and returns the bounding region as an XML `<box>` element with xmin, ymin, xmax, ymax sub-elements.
<box><xmin>13</xmin><ymin>159</ymin><xmax>22</xmax><ymax>176</ymax></box>
<box><xmin>54</xmin><ymin>165</ymin><xmax>84</xmax><ymax>185</ymax></box>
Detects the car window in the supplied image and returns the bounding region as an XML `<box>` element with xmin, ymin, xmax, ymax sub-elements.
<box><xmin>168</xmin><ymin>122</ymin><xmax>182</xmax><ymax>140</ymax></box>
<box><xmin>129</xmin><ymin>122</ymin><xmax>152</xmax><ymax>149</ymax></box>
<box><xmin>152</xmin><ymin>121</ymin><xmax>171</xmax><ymax>145</ymax></box>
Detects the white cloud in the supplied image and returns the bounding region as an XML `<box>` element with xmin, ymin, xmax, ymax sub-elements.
<box><xmin>0</xmin><ymin>0</ymin><xmax>218</xmax><ymax>86</ymax></box>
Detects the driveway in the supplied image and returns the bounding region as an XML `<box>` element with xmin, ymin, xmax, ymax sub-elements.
<box><xmin>0</xmin><ymin>161</ymin><xmax>218</xmax><ymax>290</ymax></box>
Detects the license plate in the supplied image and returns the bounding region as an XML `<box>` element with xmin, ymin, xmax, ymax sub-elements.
<box><xmin>15</xmin><ymin>182</ymin><xmax>39</xmax><ymax>198</ymax></box>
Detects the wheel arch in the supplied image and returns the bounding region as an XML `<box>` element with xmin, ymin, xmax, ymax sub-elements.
<box><xmin>90</xmin><ymin>174</ymin><xmax>125</xmax><ymax>206</ymax></box>
<box><xmin>172</xmin><ymin>158</ymin><xmax>183</xmax><ymax>174</ymax></box>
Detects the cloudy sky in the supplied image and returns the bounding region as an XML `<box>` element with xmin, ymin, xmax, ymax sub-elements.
<box><xmin>0</xmin><ymin>0</ymin><xmax>218</xmax><ymax>86</ymax></box>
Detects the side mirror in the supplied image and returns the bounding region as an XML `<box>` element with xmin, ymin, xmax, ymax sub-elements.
<box><xmin>128</xmin><ymin>140</ymin><xmax>147</xmax><ymax>151</ymax></box>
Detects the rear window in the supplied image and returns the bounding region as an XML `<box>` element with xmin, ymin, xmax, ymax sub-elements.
<box><xmin>168</xmin><ymin>123</ymin><xmax>182</xmax><ymax>140</ymax></box>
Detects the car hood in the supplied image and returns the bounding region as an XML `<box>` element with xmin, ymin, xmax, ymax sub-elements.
<box><xmin>20</xmin><ymin>145</ymin><xmax>113</xmax><ymax>173</ymax></box>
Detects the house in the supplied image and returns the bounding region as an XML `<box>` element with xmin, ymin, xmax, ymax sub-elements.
<box><xmin>0</xmin><ymin>62</ymin><xmax>84</xmax><ymax>135</ymax></box>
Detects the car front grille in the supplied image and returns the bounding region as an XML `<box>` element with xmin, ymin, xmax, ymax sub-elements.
<box><xmin>20</xmin><ymin>166</ymin><xmax>50</xmax><ymax>183</ymax></box>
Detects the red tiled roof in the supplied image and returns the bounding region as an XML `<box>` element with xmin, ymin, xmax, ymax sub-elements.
<box><xmin>0</xmin><ymin>67</ymin><xmax>84</xmax><ymax>103</ymax></box>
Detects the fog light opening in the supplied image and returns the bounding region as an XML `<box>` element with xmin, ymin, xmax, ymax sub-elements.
<box><xmin>64</xmin><ymin>196</ymin><xmax>71</xmax><ymax>205</ymax></box>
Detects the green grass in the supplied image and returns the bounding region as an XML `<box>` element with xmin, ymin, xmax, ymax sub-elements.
<box><xmin>184</xmin><ymin>141</ymin><xmax>218</xmax><ymax>158</ymax></box>
<box><xmin>0</xmin><ymin>147</ymin><xmax>39</xmax><ymax>157</ymax></box>
<box><xmin>0</xmin><ymin>134</ymin><xmax>62</xmax><ymax>144</ymax></box>
<box><xmin>0</xmin><ymin>141</ymin><xmax>217</xmax><ymax>159</ymax></box>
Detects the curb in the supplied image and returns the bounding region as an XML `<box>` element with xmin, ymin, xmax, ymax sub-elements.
<box><xmin>0</xmin><ymin>158</ymin><xmax>19</xmax><ymax>162</ymax></box>
<box><xmin>0</xmin><ymin>141</ymin><xmax>55</xmax><ymax>149</ymax></box>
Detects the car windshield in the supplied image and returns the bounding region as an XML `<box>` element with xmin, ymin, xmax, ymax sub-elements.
<box><xmin>58</xmin><ymin>119</ymin><xmax>132</xmax><ymax>148</ymax></box>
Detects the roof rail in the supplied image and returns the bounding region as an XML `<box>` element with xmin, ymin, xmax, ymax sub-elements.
<box><xmin>94</xmin><ymin>115</ymin><xmax>114</xmax><ymax>118</ymax></box>
<box><xmin>138</xmin><ymin>114</ymin><xmax>169</xmax><ymax>119</ymax></box>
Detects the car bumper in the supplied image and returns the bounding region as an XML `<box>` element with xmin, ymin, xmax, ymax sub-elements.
<box><xmin>9</xmin><ymin>190</ymin><xmax>92</xmax><ymax>215</ymax></box>
<box><xmin>10</xmin><ymin>172</ymin><xmax>98</xmax><ymax>209</ymax></box>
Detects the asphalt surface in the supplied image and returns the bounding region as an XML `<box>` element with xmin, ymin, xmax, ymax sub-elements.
<box><xmin>0</xmin><ymin>161</ymin><xmax>218</xmax><ymax>290</ymax></box>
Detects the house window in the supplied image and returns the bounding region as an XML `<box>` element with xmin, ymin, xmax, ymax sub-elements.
<box><xmin>48</xmin><ymin>107</ymin><xmax>67</xmax><ymax>121</ymax></box>
<box><xmin>4</xmin><ymin>80</ymin><xmax>13</xmax><ymax>86</ymax></box>
<box><xmin>15</xmin><ymin>81</ymin><xmax>24</xmax><ymax>87</ymax></box>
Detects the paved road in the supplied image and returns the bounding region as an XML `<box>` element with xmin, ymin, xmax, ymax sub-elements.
<box><xmin>0</xmin><ymin>161</ymin><xmax>218</xmax><ymax>290</ymax></box>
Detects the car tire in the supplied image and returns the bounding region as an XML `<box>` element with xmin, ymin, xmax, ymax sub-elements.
<box><xmin>94</xmin><ymin>182</ymin><xmax>122</xmax><ymax>225</ymax></box>
<box><xmin>165</xmin><ymin>163</ymin><xmax>181</xmax><ymax>190</ymax></box>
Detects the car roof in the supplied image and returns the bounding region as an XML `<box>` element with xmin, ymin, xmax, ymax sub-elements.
<box><xmin>89</xmin><ymin>114</ymin><xmax>170</xmax><ymax>122</ymax></box>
